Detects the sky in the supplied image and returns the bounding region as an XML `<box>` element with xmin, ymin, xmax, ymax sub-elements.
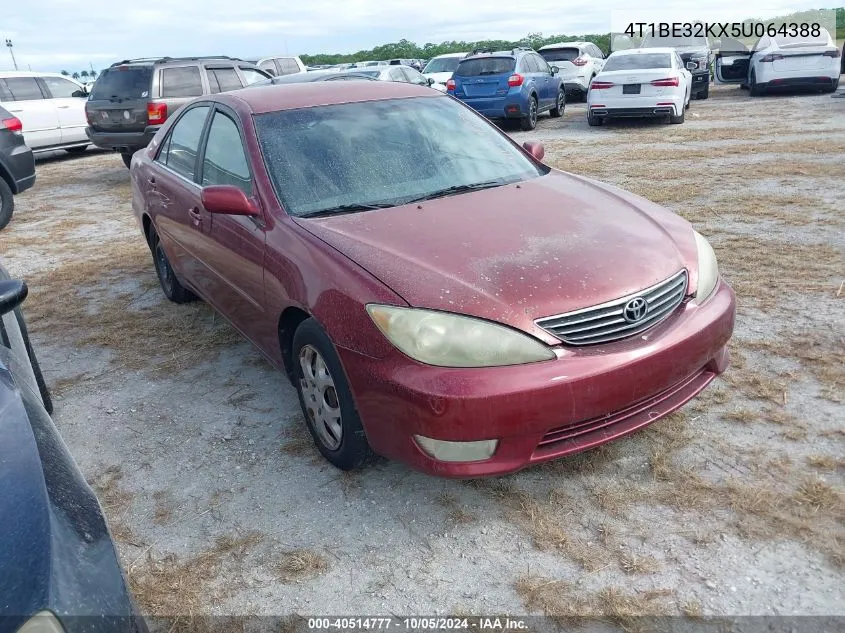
<box><xmin>2</xmin><ymin>0</ymin><xmax>832</xmax><ymax>73</ymax></box>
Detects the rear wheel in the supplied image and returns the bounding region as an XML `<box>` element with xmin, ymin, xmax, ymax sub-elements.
<box><xmin>121</xmin><ymin>152</ymin><xmax>133</xmax><ymax>169</ymax></box>
<box><xmin>64</xmin><ymin>145</ymin><xmax>88</xmax><ymax>154</ymax></box>
<box><xmin>549</xmin><ymin>90</ymin><xmax>565</xmax><ymax>118</ymax></box>
<box><xmin>0</xmin><ymin>178</ymin><xmax>13</xmax><ymax>231</ymax></box>
<box><xmin>151</xmin><ymin>230</ymin><xmax>195</xmax><ymax>303</ymax></box>
<box><xmin>292</xmin><ymin>318</ymin><xmax>373</xmax><ymax>470</ymax></box>
<box><xmin>587</xmin><ymin>113</ymin><xmax>603</xmax><ymax>127</ymax></box>
<box><xmin>520</xmin><ymin>96</ymin><xmax>538</xmax><ymax>131</ymax></box>
<box><xmin>669</xmin><ymin>106</ymin><xmax>685</xmax><ymax>124</ymax></box>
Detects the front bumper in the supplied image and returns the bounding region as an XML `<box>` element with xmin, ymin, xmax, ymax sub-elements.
<box><xmin>339</xmin><ymin>279</ymin><xmax>736</xmax><ymax>477</ymax></box>
<box><xmin>85</xmin><ymin>126</ymin><xmax>159</xmax><ymax>153</ymax></box>
<box><xmin>691</xmin><ymin>71</ymin><xmax>710</xmax><ymax>92</ymax></box>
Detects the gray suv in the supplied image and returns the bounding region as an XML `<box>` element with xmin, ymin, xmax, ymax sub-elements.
<box><xmin>85</xmin><ymin>56</ymin><xmax>271</xmax><ymax>167</ymax></box>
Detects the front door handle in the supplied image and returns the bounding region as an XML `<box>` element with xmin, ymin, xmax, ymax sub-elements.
<box><xmin>188</xmin><ymin>208</ymin><xmax>202</xmax><ymax>223</ymax></box>
<box><xmin>57</xmin><ymin>105</ymin><xmax>70</xmax><ymax>109</ymax></box>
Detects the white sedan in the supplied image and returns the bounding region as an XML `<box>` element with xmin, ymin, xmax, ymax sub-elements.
<box><xmin>714</xmin><ymin>28</ymin><xmax>840</xmax><ymax>96</ymax></box>
<box><xmin>586</xmin><ymin>48</ymin><xmax>692</xmax><ymax>126</ymax></box>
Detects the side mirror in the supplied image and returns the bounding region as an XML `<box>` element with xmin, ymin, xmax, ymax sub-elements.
<box><xmin>427</xmin><ymin>77</ymin><xmax>435</xmax><ymax>86</ymax></box>
<box><xmin>72</xmin><ymin>89</ymin><xmax>87</xmax><ymax>98</ymax></box>
<box><xmin>551</xmin><ymin>65</ymin><xmax>559</xmax><ymax>75</ymax></box>
<box><xmin>686</xmin><ymin>62</ymin><xmax>697</xmax><ymax>71</ymax></box>
<box><xmin>201</xmin><ymin>185</ymin><xmax>261</xmax><ymax>216</ymax></box>
<box><xmin>0</xmin><ymin>280</ymin><xmax>28</xmax><ymax>316</ymax></box>
<box><xmin>522</xmin><ymin>141</ymin><xmax>545</xmax><ymax>161</ymax></box>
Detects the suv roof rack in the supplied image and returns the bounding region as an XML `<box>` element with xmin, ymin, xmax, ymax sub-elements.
<box><xmin>470</xmin><ymin>48</ymin><xmax>495</xmax><ymax>55</ymax></box>
<box><xmin>109</xmin><ymin>55</ymin><xmax>245</xmax><ymax>67</ymax></box>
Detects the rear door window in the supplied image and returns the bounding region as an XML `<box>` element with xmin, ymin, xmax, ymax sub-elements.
<box><xmin>207</xmin><ymin>67</ymin><xmax>242</xmax><ymax>93</ymax></box>
<box><xmin>276</xmin><ymin>58</ymin><xmax>300</xmax><ymax>76</ymax></box>
<box><xmin>201</xmin><ymin>110</ymin><xmax>252</xmax><ymax>193</ymax></box>
<box><xmin>239</xmin><ymin>67</ymin><xmax>268</xmax><ymax>85</ymax></box>
<box><xmin>158</xmin><ymin>105</ymin><xmax>210</xmax><ymax>180</ymax></box>
<box><xmin>42</xmin><ymin>76</ymin><xmax>83</xmax><ymax>98</ymax></box>
<box><xmin>90</xmin><ymin>66</ymin><xmax>152</xmax><ymax>100</ymax></box>
<box><xmin>160</xmin><ymin>66</ymin><xmax>203</xmax><ymax>98</ymax></box>
<box><xmin>3</xmin><ymin>77</ymin><xmax>45</xmax><ymax>101</ymax></box>
<box><xmin>455</xmin><ymin>57</ymin><xmax>515</xmax><ymax>76</ymax></box>
<box><xmin>259</xmin><ymin>60</ymin><xmax>277</xmax><ymax>75</ymax></box>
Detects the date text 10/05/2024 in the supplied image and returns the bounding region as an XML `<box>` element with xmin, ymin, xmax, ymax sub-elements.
<box><xmin>307</xmin><ymin>618</ymin><xmax>529</xmax><ymax>631</ymax></box>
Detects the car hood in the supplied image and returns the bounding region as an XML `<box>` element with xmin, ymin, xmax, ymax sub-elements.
<box><xmin>0</xmin><ymin>354</ymin><xmax>135</xmax><ymax>624</ymax></box>
<box><xmin>295</xmin><ymin>171</ymin><xmax>698</xmax><ymax>344</ymax></box>
<box><xmin>424</xmin><ymin>71</ymin><xmax>454</xmax><ymax>83</ymax></box>
<box><xmin>676</xmin><ymin>47</ymin><xmax>709</xmax><ymax>58</ymax></box>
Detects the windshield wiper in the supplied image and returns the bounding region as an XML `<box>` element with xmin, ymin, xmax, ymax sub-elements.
<box><xmin>404</xmin><ymin>180</ymin><xmax>506</xmax><ymax>204</ymax></box>
<box><xmin>301</xmin><ymin>202</ymin><xmax>396</xmax><ymax>218</ymax></box>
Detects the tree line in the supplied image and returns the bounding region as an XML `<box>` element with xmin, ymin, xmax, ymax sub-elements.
<box><xmin>60</xmin><ymin>69</ymin><xmax>99</xmax><ymax>81</ymax></box>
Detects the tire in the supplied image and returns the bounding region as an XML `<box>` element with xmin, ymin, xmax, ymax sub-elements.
<box><xmin>292</xmin><ymin>318</ymin><xmax>373</xmax><ymax>470</ymax></box>
<box><xmin>121</xmin><ymin>152</ymin><xmax>133</xmax><ymax>169</ymax></box>
<box><xmin>587</xmin><ymin>113</ymin><xmax>603</xmax><ymax>127</ymax></box>
<box><xmin>696</xmin><ymin>83</ymin><xmax>709</xmax><ymax>100</ymax></box>
<box><xmin>520</xmin><ymin>96</ymin><xmax>538</xmax><ymax>131</ymax></box>
<box><xmin>14</xmin><ymin>307</ymin><xmax>53</xmax><ymax>414</ymax></box>
<box><xmin>549</xmin><ymin>90</ymin><xmax>565</xmax><ymax>118</ymax></box>
<box><xmin>749</xmin><ymin>71</ymin><xmax>764</xmax><ymax>97</ymax></box>
<box><xmin>0</xmin><ymin>177</ymin><xmax>13</xmax><ymax>231</ymax></box>
<box><xmin>151</xmin><ymin>230</ymin><xmax>195</xmax><ymax>303</ymax></box>
<box><xmin>64</xmin><ymin>145</ymin><xmax>88</xmax><ymax>154</ymax></box>
<box><xmin>669</xmin><ymin>106</ymin><xmax>685</xmax><ymax>124</ymax></box>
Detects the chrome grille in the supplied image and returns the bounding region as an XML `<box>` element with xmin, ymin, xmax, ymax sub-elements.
<box><xmin>536</xmin><ymin>270</ymin><xmax>688</xmax><ymax>346</ymax></box>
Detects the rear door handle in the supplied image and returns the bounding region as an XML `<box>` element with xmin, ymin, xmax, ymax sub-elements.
<box><xmin>188</xmin><ymin>208</ymin><xmax>202</xmax><ymax>223</ymax></box>
<box><xmin>148</xmin><ymin>176</ymin><xmax>156</xmax><ymax>186</ymax></box>
<box><xmin>57</xmin><ymin>105</ymin><xmax>70</xmax><ymax>109</ymax></box>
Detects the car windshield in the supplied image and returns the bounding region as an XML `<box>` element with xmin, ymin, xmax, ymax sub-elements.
<box><xmin>540</xmin><ymin>48</ymin><xmax>580</xmax><ymax>62</ymax></box>
<box><xmin>602</xmin><ymin>53</ymin><xmax>672</xmax><ymax>71</ymax></box>
<box><xmin>641</xmin><ymin>35</ymin><xmax>708</xmax><ymax>48</ymax></box>
<box><xmin>455</xmin><ymin>57</ymin><xmax>515</xmax><ymax>76</ymax></box>
<box><xmin>423</xmin><ymin>57</ymin><xmax>462</xmax><ymax>73</ymax></box>
<box><xmin>90</xmin><ymin>66</ymin><xmax>153</xmax><ymax>100</ymax></box>
<box><xmin>254</xmin><ymin>96</ymin><xmax>544</xmax><ymax>217</ymax></box>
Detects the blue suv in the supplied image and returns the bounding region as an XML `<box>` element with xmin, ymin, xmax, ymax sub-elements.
<box><xmin>447</xmin><ymin>47</ymin><xmax>565</xmax><ymax>131</ymax></box>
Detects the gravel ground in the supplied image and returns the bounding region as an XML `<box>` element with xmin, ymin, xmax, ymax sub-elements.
<box><xmin>1</xmin><ymin>81</ymin><xmax>843</xmax><ymax>628</ymax></box>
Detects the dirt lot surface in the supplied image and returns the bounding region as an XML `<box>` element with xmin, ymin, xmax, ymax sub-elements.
<box><xmin>1</xmin><ymin>82</ymin><xmax>843</xmax><ymax>628</ymax></box>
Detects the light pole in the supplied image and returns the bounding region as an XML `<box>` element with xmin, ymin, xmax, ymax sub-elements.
<box><xmin>5</xmin><ymin>39</ymin><xmax>17</xmax><ymax>71</ymax></box>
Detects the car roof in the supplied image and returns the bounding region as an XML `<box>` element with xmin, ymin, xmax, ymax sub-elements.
<box><xmin>610</xmin><ymin>47</ymin><xmax>677</xmax><ymax>56</ymax></box>
<box><xmin>228</xmin><ymin>81</ymin><xmax>439</xmax><ymax>114</ymax></box>
<box><xmin>539</xmin><ymin>41</ymin><xmax>592</xmax><ymax>50</ymax></box>
<box><xmin>108</xmin><ymin>56</ymin><xmax>248</xmax><ymax>68</ymax></box>
<box><xmin>432</xmin><ymin>52</ymin><xmax>469</xmax><ymax>58</ymax></box>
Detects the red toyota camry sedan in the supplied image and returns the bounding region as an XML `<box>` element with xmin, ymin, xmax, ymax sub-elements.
<box><xmin>129</xmin><ymin>81</ymin><xmax>735</xmax><ymax>478</ymax></box>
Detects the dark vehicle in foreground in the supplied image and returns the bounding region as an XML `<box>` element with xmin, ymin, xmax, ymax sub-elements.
<box><xmin>447</xmin><ymin>48</ymin><xmax>566</xmax><ymax>130</ymax></box>
<box><xmin>0</xmin><ymin>263</ymin><xmax>146</xmax><ymax>632</ymax></box>
<box><xmin>85</xmin><ymin>56</ymin><xmax>270</xmax><ymax>168</ymax></box>
<box><xmin>130</xmin><ymin>82</ymin><xmax>734</xmax><ymax>478</ymax></box>
<box><xmin>640</xmin><ymin>33</ymin><xmax>712</xmax><ymax>99</ymax></box>
<box><xmin>0</xmin><ymin>105</ymin><xmax>36</xmax><ymax>230</ymax></box>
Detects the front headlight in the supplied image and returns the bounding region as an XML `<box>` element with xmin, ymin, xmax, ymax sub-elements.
<box><xmin>366</xmin><ymin>305</ymin><xmax>556</xmax><ymax>368</ymax></box>
<box><xmin>694</xmin><ymin>230</ymin><xmax>719</xmax><ymax>303</ymax></box>
<box><xmin>691</xmin><ymin>54</ymin><xmax>709</xmax><ymax>70</ymax></box>
<box><xmin>17</xmin><ymin>612</ymin><xmax>65</xmax><ymax>633</ymax></box>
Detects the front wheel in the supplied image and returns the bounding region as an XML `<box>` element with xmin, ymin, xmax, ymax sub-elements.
<box><xmin>151</xmin><ymin>230</ymin><xmax>195</xmax><ymax>303</ymax></box>
<box><xmin>292</xmin><ymin>318</ymin><xmax>373</xmax><ymax>470</ymax></box>
<box><xmin>549</xmin><ymin>91</ymin><xmax>565</xmax><ymax>118</ymax></box>
<box><xmin>0</xmin><ymin>177</ymin><xmax>13</xmax><ymax>231</ymax></box>
<box><xmin>696</xmin><ymin>83</ymin><xmax>709</xmax><ymax>100</ymax></box>
<box><xmin>520</xmin><ymin>96</ymin><xmax>538</xmax><ymax>131</ymax></box>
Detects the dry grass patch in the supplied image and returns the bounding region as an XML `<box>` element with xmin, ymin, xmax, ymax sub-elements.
<box><xmin>275</xmin><ymin>549</ymin><xmax>329</xmax><ymax>583</ymax></box>
<box><xmin>807</xmin><ymin>455</ymin><xmax>845</xmax><ymax>472</ymax></box>
<box><xmin>793</xmin><ymin>477</ymin><xmax>842</xmax><ymax>516</ymax></box>
<box><xmin>618</xmin><ymin>551</ymin><xmax>661</xmax><ymax>575</ymax></box>
<box><xmin>89</xmin><ymin>465</ymin><xmax>138</xmax><ymax>544</ymax></box>
<box><xmin>130</xmin><ymin>531</ymin><xmax>264</xmax><ymax>625</ymax></box>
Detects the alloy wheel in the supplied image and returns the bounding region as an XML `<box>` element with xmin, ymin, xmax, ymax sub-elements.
<box><xmin>155</xmin><ymin>243</ymin><xmax>174</xmax><ymax>295</ymax></box>
<box><xmin>299</xmin><ymin>344</ymin><xmax>343</xmax><ymax>450</ymax></box>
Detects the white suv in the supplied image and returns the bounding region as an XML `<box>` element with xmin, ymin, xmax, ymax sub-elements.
<box><xmin>254</xmin><ymin>56</ymin><xmax>308</xmax><ymax>77</ymax></box>
<box><xmin>0</xmin><ymin>72</ymin><xmax>90</xmax><ymax>153</ymax></box>
<box><xmin>538</xmin><ymin>41</ymin><xmax>605</xmax><ymax>99</ymax></box>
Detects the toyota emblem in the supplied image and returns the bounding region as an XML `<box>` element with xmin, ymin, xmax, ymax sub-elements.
<box><xmin>623</xmin><ymin>297</ymin><xmax>648</xmax><ymax>323</ymax></box>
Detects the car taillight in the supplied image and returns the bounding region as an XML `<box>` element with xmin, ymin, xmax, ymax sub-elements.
<box><xmin>650</xmin><ymin>77</ymin><xmax>679</xmax><ymax>87</ymax></box>
<box><xmin>590</xmin><ymin>81</ymin><xmax>614</xmax><ymax>90</ymax></box>
<box><xmin>572</xmin><ymin>56</ymin><xmax>588</xmax><ymax>67</ymax></box>
<box><xmin>507</xmin><ymin>73</ymin><xmax>524</xmax><ymax>87</ymax></box>
<box><xmin>0</xmin><ymin>116</ymin><xmax>23</xmax><ymax>134</ymax></box>
<box><xmin>823</xmin><ymin>49</ymin><xmax>841</xmax><ymax>58</ymax></box>
<box><xmin>446</xmin><ymin>78</ymin><xmax>456</xmax><ymax>91</ymax></box>
<box><xmin>759</xmin><ymin>54</ymin><xmax>784</xmax><ymax>63</ymax></box>
<box><xmin>147</xmin><ymin>102</ymin><xmax>167</xmax><ymax>124</ymax></box>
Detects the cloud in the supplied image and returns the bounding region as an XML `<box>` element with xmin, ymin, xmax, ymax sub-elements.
<box><xmin>0</xmin><ymin>0</ymin><xmax>830</xmax><ymax>72</ymax></box>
